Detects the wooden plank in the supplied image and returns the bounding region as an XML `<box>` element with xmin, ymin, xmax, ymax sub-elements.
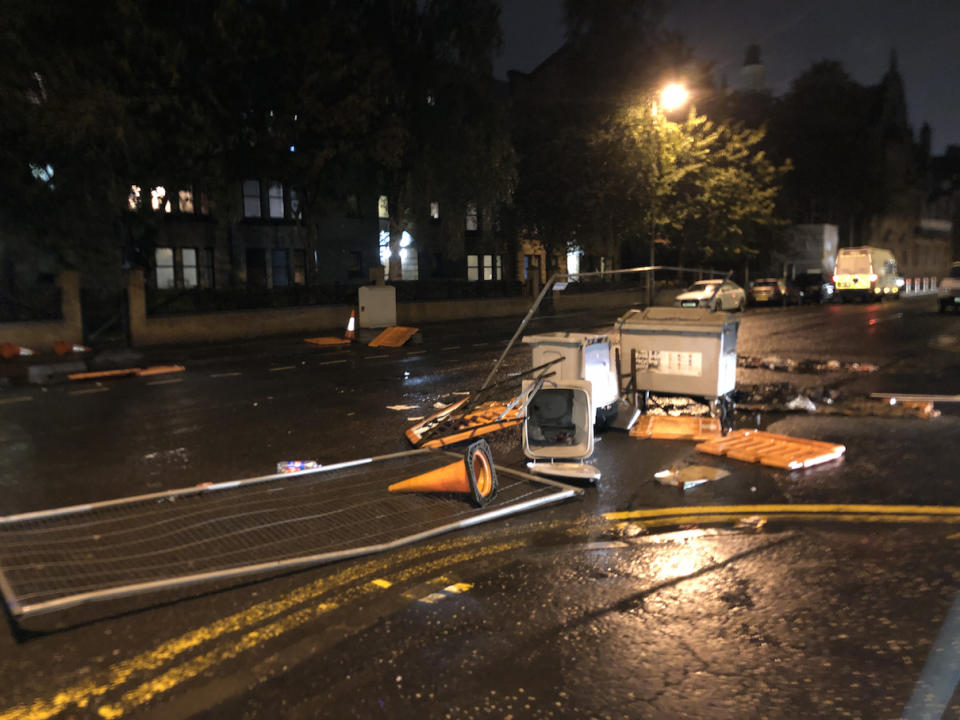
<box><xmin>369</xmin><ymin>326</ymin><xmax>419</xmax><ymax>348</ymax></box>
<box><xmin>68</xmin><ymin>368</ymin><xmax>140</xmax><ymax>381</ymax></box>
<box><xmin>696</xmin><ymin>430</ymin><xmax>845</xmax><ymax>471</ymax></box>
<box><xmin>305</xmin><ymin>337</ymin><xmax>350</xmax><ymax>346</ymax></box>
<box><xmin>136</xmin><ymin>365</ymin><xmax>185</xmax><ymax>377</ymax></box>
<box><xmin>629</xmin><ymin>415</ymin><xmax>722</xmax><ymax>441</ymax></box>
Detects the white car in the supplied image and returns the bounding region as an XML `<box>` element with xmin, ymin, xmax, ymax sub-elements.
<box><xmin>673</xmin><ymin>279</ymin><xmax>746</xmax><ymax>312</ymax></box>
<box><xmin>938</xmin><ymin>262</ymin><xmax>960</xmax><ymax>313</ymax></box>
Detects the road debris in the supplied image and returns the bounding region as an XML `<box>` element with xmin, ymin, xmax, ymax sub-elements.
<box><xmin>785</xmin><ymin>394</ymin><xmax>817</xmax><ymax>412</ymax></box>
<box><xmin>387</xmin><ymin>404</ymin><xmax>420</xmax><ymax>411</ymax></box>
<box><xmin>654</xmin><ymin>464</ymin><xmax>730</xmax><ymax>488</ymax></box>
<box><xmin>277</xmin><ymin>461</ymin><xmax>320</xmax><ymax>473</ymax></box>
<box><xmin>736</xmin><ymin>516</ymin><xmax>767</xmax><ymax>531</ymax></box>
<box><xmin>738</xmin><ymin>356</ymin><xmax>879</xmax><ymax>374</ymax></box>
<box><xmin>369</xmin><ymin>326</ymin><xmax>419</xmax><ymax>348</ymax></box>
<box><xmin>630</xmin><ymin>415</ymin><xmax>722</xmax><ymax>441</ymax></box>
<box><xmin>696</xmin><ymin>429</ymin><xmax>845</xmax><ymax>470</ymax></box>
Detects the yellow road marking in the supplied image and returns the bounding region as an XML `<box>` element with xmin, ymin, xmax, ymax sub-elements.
<box><xmin>444</xmin><ymin>582</ymin><xmax>473</xmax><ymax>594</ymax></box>
<box><xmin>603</xmin><ymin>504</ymin><xmax>960</xmax><ymax>522</ymax></box>
<box><xmin>1</xmin><ymin>537</ymin><xmax>523</xmax><ymax>720</ymax></box>
<box><xmin>371</xmin><ymin>578</ymin><xmax>392</xmax><ymax>589</ymax></box>
<box><xmin>96</xmin><ymin>542</ymin><xmax>519</xmax><ymax>718</ymax></box>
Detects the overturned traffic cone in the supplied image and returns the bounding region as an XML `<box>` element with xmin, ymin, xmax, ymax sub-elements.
<box><xmin>1</xmin><ymin>342</ymin><xmax>34</xmax><ymax>360</ymax></box>
<box><xmin>344</xmin><ymin>309</ymin><xmax>356</xmax><ymax>341</ymax></box>
<box><xmin>53</xmin><ymin>340</ymin><xmax>91</xmax><ymax>356</ymax></box>
<box><xmin>388</xmin><ymin>439</ymin><xmax>498</xmax><ymax>507</ymax></box>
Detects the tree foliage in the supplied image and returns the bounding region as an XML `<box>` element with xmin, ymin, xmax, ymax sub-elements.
<box><xmin>0</xmin><ymin>0</ymin><xmax>515</xmax><ymax>278</ymax></box>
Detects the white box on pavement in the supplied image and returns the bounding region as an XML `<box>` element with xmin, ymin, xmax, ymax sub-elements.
<box><xmin>615</xmin><ymin>306</ymin><xmax>739</xmax><ymax>399</ymax></box>
<box><xmin>358</xmin><ymin>285</ymin><xmax>397</xmax><ymax>328</ymax></box>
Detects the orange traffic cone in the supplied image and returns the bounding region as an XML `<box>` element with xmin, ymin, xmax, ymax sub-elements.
<box><xmin>1</xmin><ymin>343</ymin><xmax>34</xmax><ymax>360</ymax></box>
<box><xmin>344</xmin><ymin>310</ymin><xmax>356</xmax><ymax>341</ymax></box>
<box><xmin>388</xmin><ymin>439</ymin><xmax>498</xmax><ymax>507</ymax></box>
<box><xmin>53</xmin><ymin>341</ymin><xmax>91</xmax><ymax>356</ymax></box>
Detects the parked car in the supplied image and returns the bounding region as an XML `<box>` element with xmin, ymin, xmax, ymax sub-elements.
<box><xmin>747</xmin><ymin>277</ymin><xmax>803</xmax><ymax>306</ymax></box>
<box><xmin>795</xmin><ymin>272</ymin><xmax>836</xmax><ymax>304</ymax></box>
<box><xmin>938</xmin><ymin>262</ymin><xmax>960</xmax><ymax>313</ymax></box>
<box><xmin>673</xmin><ymin>279</ymin><xmax>746</xmax><ymax>312</ymax></box>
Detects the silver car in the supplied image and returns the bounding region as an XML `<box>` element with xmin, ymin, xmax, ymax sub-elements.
<box><xmin>673</xmin><ymin>279</ymin><xmax>746</xmax><ymax>312</ymax></box>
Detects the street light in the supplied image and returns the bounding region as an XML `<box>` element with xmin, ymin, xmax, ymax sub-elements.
<box><xmin>659</xmin><ymin>83</ymin><xmax>689</xmax><ymax>112</ymax></box>
<box><xmin>647</xmin><ymin>82</ymin><xmax>689</xmax><ymax>307</ymax></box>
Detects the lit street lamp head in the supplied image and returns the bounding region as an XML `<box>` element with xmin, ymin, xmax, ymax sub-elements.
<box><xmin>660</xmin><ymin>83</ymin><xmax>689</xmax><ymax>112</ymax></box>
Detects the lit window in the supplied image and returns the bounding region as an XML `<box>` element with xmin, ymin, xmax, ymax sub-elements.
<box><xmin>128</xmin><ymin>185</ymin><xmax>142</xmax><ymax>210</ymax></box>
<box><xmin>151</xmin><ymin>186</ymin><xmax>167</xmax><ymax>212</ymax></box>
<box><xmin>179</xmin><ymin>190</ymin><xmax>194</xmax><ymax>214</ymax></box>
<box><xmin>268</xmin><ymin>182</ymin><xmax>284</xmax><ymax>219</ymax></box>
<box><xmin>182</xmin><ymin>248</ymin><xmax>198</xmax><ymax>288</ymax></box>
<box><xmin>293</xmin><ymin>249</ymin><xmax>306</xmax><ymax>285</ymax></box>
<box><xmin>378</xmin><ymin>195</ymin><xmax>389</xmax><ymax>219</ymax></box>
<box><xmin>242</xmin><ymin>180</ymin><xmax>261</xmax><ymax>218</ymax></box>
<box><xmin>272</xmin><ymin>249</ymin><xmax>290</xmax><ymax>287</ymax></box>
<box><xmin>467</xmin><ymin>254</ymin><xmax>479</xmax><ymax>281</ymax></box>
<box><xmin>483</xmin><ymin>255</ymin><xmax>494</xmax><ymax>281</ymax></box>
<box><xmin>430</xmin><ymin>202</ymin><xmax>439</xmax><ymax>219</ymax></box>
<box><xmin>496</xmin><ymin>255</ymin><xmax>503</xmax><ymax>280</ymax></box>
<box><xmin>155</xmin><ymin>247</ymin><xmax>175</xmax><ymax>289</ymax></box>
<box><xmin>379</xmin><ymin>230</ymin><xmax>392</xmax><ymax>273</ymax></box>
<box><xmin>30</xmin><ymin>163</ymin><xmax>54</xmax><ymax>184</ymax></box>
<box><xmin>400</xmin><ymin>231</ymin><xmax>413</xmax><ymax>248</ymax></box>
<box><xmin>466</xmin><ymin>203</ymin><xmax>478</xmax><ymax>231</ymax></box>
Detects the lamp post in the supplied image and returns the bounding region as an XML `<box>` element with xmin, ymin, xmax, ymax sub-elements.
<box><xmin>646</xmin><ymin>82</ymin><xmax>689</xmax><ymax>307</ymax></box>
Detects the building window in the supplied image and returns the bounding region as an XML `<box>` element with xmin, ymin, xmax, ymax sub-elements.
<box><xmin>200</xmin><ymin>192</ymin><xmax>210</xmax><ymax>215</ymax></box>
<box><xmin>348</xmin><ymin>250</ymin><xmax>363</xmax><ymax>279</ymax></box>
<box><xmin>467</xmin><ymin>254</ymin><xmax>501</xmax><ymax>281</ymax></box>
<box><xmin>272</xmin><ymin>249</ymin><xmax>290</xmax><ymax>287</ymax></box>
<box><xmin>290</xmin><ymin>189</ymin><xmax>301</xmax><ymax>220</ymax></box>
<box><xmin>128</xmin><ymin>185</ymin><xmax>142</xmax><ymax>210</ymax></box>
<box><xmin>466</xmin><ymin>203</ymin><xmax>478</xmax><ymax>231</ymax></box>
<box><xmin>268</xmin><ymin>182</ymin><xmax>284</xmax><ymax>219</ymax></box>
<box><xmin>378</xmin><ymin>195</ymin><xmax>389</xmax><ymax>219</ymax></box>
<box><xmin>242</xmin><ymin>180</ymin><xmax>261</xmax><ymax>218</ymax></box>
<box><xmin>155</xmin><ymin>247</ymin><xmax>175</xmax><ymax>289</ymax></box>
<box><xmin>292</xmin><ymin>249</ymin><xmax>306</xmax><ymax>285</ymax></box>
<box><xmin>430</xmin><ymin>202</ymin><xmax>439</xmax><ymax>220</ymax></box>
<box><xmin>151</xmin><ymin>186</ymin><xmax>170</xmax><ymax>213</ymax></box>
<box><xmin>182</xmin><ymin>248</ymin><xmax>198</xmax><ymax>288</ymax></box>
<box><xmin>178</xmin><ymin>190</ymin><xmax>194</xmax><ymax>214</ymax></box>
<box><xmin>246</xmin><ymin>249</ymin><xmax>267</xmax><ymax>287</ymax></box>
<box><xmin>201</xmin><ymin>248</ymin><xmax>215</xmax><ymax>289</ymax></box>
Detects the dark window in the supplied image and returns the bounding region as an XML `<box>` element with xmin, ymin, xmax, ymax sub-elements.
<box><xmin>242</xmin><ymin>180</ymin><xmax>261</xmax><ymax>218</ymax></box>
<box><xmin>272</xmin><ymin>249</ymin><xmax>290</xmax><ymax>287</ymax></box>
<box><xmin>348</xmin><ymin>251</ymin><xmax>363</xmax><ymax>279</ymax></box>
<box><xmin>246</xmin><ymin>249</ymin><xmax>267</xmax><ymax>288</ymax></box>
<box><xmin>201</xmin><ymin>248</ymin><xmax>215</xmax><ymax>289</ymax></box>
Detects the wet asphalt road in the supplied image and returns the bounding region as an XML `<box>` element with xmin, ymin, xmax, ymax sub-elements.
<box><xmin>4</xmin><ymin>295</ymin><xmax>960</xmax><ymax>718</ymax></box>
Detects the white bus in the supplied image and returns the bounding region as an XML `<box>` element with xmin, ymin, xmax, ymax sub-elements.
<box><xmin>833</xmin><ymin>246</ymin><xmax>904</xmax><ymax>301</ymax></box>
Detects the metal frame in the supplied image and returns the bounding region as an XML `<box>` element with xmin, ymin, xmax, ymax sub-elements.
<box><xmin>1</xmin><ymin>449</ymin><xmax>581</xmax><ymax>618</ymax></box>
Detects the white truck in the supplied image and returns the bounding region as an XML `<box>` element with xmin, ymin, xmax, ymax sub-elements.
<box><xmin>833</xmin><ymin>246</ymin><xmax>904</xmax><ymax>302</ymax></box>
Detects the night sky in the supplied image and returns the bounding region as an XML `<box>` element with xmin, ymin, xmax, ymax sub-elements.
<box><xmin>495</xmin><ymin>0</ymin><xmax>960</xmax><ymax>153</ymax></box>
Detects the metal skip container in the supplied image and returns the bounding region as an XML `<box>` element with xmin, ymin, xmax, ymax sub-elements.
<box><xmin>615</xmin><ymin>307</ymin><xmax>740</xmax><ymax>400</ymax></box>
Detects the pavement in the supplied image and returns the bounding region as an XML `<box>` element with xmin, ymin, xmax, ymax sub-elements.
<box><xmin>4</xmin><ymin>293</ymin><xmax>960</xmax><ymax>718</ymax></box>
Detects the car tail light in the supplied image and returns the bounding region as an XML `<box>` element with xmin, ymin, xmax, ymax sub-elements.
<box><xmin>832</xmin><ymin>274</ymin><xmax>838</xmax><ymax>282</ymax></box>
<box><xmin>869</xmin><ymin>273</ymin><xmax>878</xmax><ymax>282</ymax></box>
